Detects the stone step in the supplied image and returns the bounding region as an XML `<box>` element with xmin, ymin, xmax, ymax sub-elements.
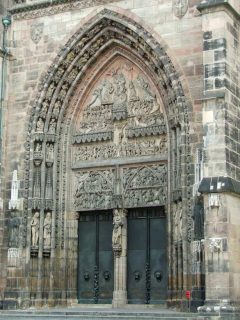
<box><xmin>0</xmin><ymin>309</ymin><xmax>208</xmax><ymax>320</ymax></box>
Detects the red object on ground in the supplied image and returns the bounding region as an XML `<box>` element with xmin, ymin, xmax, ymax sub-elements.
<box><xmin>186</xmin><ymin>290</ymin><xmax>191</xmax><ymax>299</ymax></box>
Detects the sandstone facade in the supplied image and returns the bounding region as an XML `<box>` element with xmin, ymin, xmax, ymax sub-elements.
<box><xmin>0</xmin><ymin>0</ymin><xmax>239</xmax><ymax>315</ymax></box>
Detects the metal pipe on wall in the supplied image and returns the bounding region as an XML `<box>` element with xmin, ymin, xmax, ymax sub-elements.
<box><xmin>0</xmin><ymin>15</ymin><xmax>11</xmax><ymax>169</ymax></box>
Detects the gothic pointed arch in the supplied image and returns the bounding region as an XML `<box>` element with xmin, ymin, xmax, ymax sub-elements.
<box><xmin>23</xmin><ymin>8</ymin><xmax>193</xmax><ymax>304</ymax></box>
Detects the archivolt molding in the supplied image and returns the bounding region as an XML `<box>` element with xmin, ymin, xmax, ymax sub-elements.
<box><xmin>23</xmin><ymin>9</ymin><xmax>193</xmax><ymax>249</ymax></box>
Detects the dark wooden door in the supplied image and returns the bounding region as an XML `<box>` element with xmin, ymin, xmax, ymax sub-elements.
<box><xmin>127</xmin><ymin>207</ymin><xmax>167</xmax><ymax>304</ymax></box>
<box><xmin>78</xmin><ymin>211</ymin><xmax>113</xmax><ymax>304</ymax></box>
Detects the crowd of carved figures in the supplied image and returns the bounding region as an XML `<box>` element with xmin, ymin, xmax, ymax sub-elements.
<box><xmin>73</xmin><ymin>164</ymin><xmax>167</xmax><ymax>211</ymax></box>
<box><xmin>73</xmin><ymin>136</ymin><xmax>167</xmax><ymax>163</ymax></box>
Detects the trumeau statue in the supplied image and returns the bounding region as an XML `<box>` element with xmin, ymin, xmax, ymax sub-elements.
<box><xmin>112</xmin><ymin>208</ymin><xmax>127</xmax><ymax>256</ymax></box>
<box><xmin>31</xmin><ymin>212</ymin><xmax>40</xmax><ymax>247</ymax></box>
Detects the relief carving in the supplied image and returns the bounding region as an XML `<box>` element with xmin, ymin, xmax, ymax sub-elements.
<box><xmin>123</xmin><ymin>164</ymin><xmax>167</xmax><ymax>208</ymax></box>
<box><xmin>73</xmin><ymin>136</ymin><xmax>167</xmax><ymax>163</ymax></box>
<box><xmin>74</xmin><ymin>170</ymin><xmax>114</xmax><ymax>210</ymax></box>
<box><xmin>73</xmin><ymin>60</ymin><xmax>165</xmax><ymax>149</ymax></box>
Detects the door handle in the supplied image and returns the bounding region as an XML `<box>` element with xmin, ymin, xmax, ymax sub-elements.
<box><xmin>134</xmin><ymin>271</ymin><xmax>141</xmax><ymax>281</ymax></box>
<box><xmin>83</xmin><ymin>272</ymin><xmax>90</xmax><ymax>281</ymax></box>
<box><xmin>103</xmin><ymin>271</ymin><xmax>111</xmax><ymax>281</ymax></box>
<box><xmin>154</xmin><ymin>271</ymin><xmax>162</xmax><ymax>281</ymax></box>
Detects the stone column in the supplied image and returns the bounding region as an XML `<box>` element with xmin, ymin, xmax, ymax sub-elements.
<box><xmin>112</xmin><ymin>208</ymin><xmax>127</xmax><ymax>308</ymax></box>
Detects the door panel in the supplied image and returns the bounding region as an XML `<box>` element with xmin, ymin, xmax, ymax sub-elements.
<box><xmin>127</xmin><ymin>207</ymin><xmax>167</xmax><ymax>304</ymax></box>
<box><xmin>99</xmin><ymin>214</ymin><xmax>114</xmax><ymax>303</ymax></box>
<box><xmin>78</xmin><ymin>211</ymin><xmax>113</xmax><ymax>304</ymax></box>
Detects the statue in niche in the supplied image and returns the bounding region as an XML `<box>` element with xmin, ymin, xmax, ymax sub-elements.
<box><xmin>46</xmin><ymin>82</ymin><xmax>55</xmax><ymax>99</ymax></box>
<box><xmin>39</xmin><ymin>101</ymin><xmax>48</xmax><ymax>119</ymax></box>
<box><xmin>46</xmin><ymin>143</ymin><xmax>54</xmax><ymax>161</ymax></box>
<box><xmin>52</xmin><ymin>101</ymin><xmax>61</xmax><ymax>118</ymax></box>
<box><xmin>43</xmin><ymin>212</ymin><xmax>52</xmax><ymax>248</ymax></box>
<box><xmin>49</xmin><ymin>119</ymin><xmax>56</xmax><ymax>134</ymax></box>
<box><xmin>35</xmin><ymin>142</ymin><xmax>42</xmax><ymax>152</ymax></box>
<box><xmin>36</xmin><ymin>118</ymin><xmax>44</xmax><ymax>132</ymax></box>
<box><xmin>31</xmin><ymin>212</ymin><xmax>40</xmax><ymax>247</ymax></box>
<box><xmin>8</xmin><ymin>212</ymin><xmax>21</xmax><ymax>247</ymax></box>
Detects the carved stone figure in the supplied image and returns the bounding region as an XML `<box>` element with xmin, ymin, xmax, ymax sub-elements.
<box><xmin>43</xmin><ymin>212</ymin><xmax>52</xmax><ymax>248</ymax></box>
<box><xmin>35</xmin><ymin>142</ymin><xmax>42</xmax><ymax>152</ymax></box>
<box><xmin>49</xmin><ymin>119</ymin><xmax>56</xmax><ymax>133</ymax></box>
<box><xmin>46</xmin><ymin>143</ymin><xmax>54</xmax><ymax>161</ymax></box>
<box><xmin>31</xmin><ymin>212</ymin><xmax>40</xmax><ymax>247</ymax></box>
<box><xmin>52</xmin><ymin>101</ymin><xmax>61</xmax><ymax>118</ymax></box>
<box><xmin>113</xmin><ymin>73</ymin><xmax>127</xmax><ymax>106</ymax></box>
<box><xmin>112</xmin><ymin>208</ymin><xmax>126</xmax><ymax>256</ymax></box>
<box><xmin>39</xmin><ymin>101</ymin><xmax>48</xmax><ymax>119</ymax></box>
<box><xmin>36</xmin><ymin>118</ymin><xmax>44</xmax><ymax>132</ymax></box>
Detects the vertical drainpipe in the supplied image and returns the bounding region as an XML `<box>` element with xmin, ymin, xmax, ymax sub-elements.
<box><xmin>0</xmin><ymin>15</ymin><xmax>11</xmax><ymax>174</ymax></box>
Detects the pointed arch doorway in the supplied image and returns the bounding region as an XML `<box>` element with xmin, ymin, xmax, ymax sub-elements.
<box><xmin>71</xmin><ymin>55</ymin><xmax>168</xmax><ymax>305</ymax></box>
<box><xmin>24</xmin><ymin>9</ymin><xmax>191</xmax><ymax>308</ymax></box>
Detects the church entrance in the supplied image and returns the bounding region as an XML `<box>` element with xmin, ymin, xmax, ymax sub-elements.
<box><xmin>77</xmin><ymin>211</ymin><xmax>114</xmax><ymax>304</ymax></box>
<box><xmin>127</xmin><ymin>207</ymin><xmax>167</xmax><ymax>304</ymax></box>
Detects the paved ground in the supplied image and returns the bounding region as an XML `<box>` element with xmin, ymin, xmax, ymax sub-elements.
<box><xmin>0</xmin><ymin>307</ymin><xmax>200</xmax><ymax>320</ymax></box>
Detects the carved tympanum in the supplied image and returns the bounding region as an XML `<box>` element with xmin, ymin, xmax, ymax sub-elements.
<box><xmin>72</xmin><ymin>58</ymin><xmax>167</xmax><ymax>165</ymax></box>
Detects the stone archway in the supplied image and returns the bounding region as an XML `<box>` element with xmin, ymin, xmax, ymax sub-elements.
<box><xmin>22</xmin><ymin>9</ymin><xmax>193</xmax><ymax>307</ymax></box>
<box><xmin>70</xmin><ymin>55</ymin><xmax>168</xmax><ymax>305</ymax></box>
